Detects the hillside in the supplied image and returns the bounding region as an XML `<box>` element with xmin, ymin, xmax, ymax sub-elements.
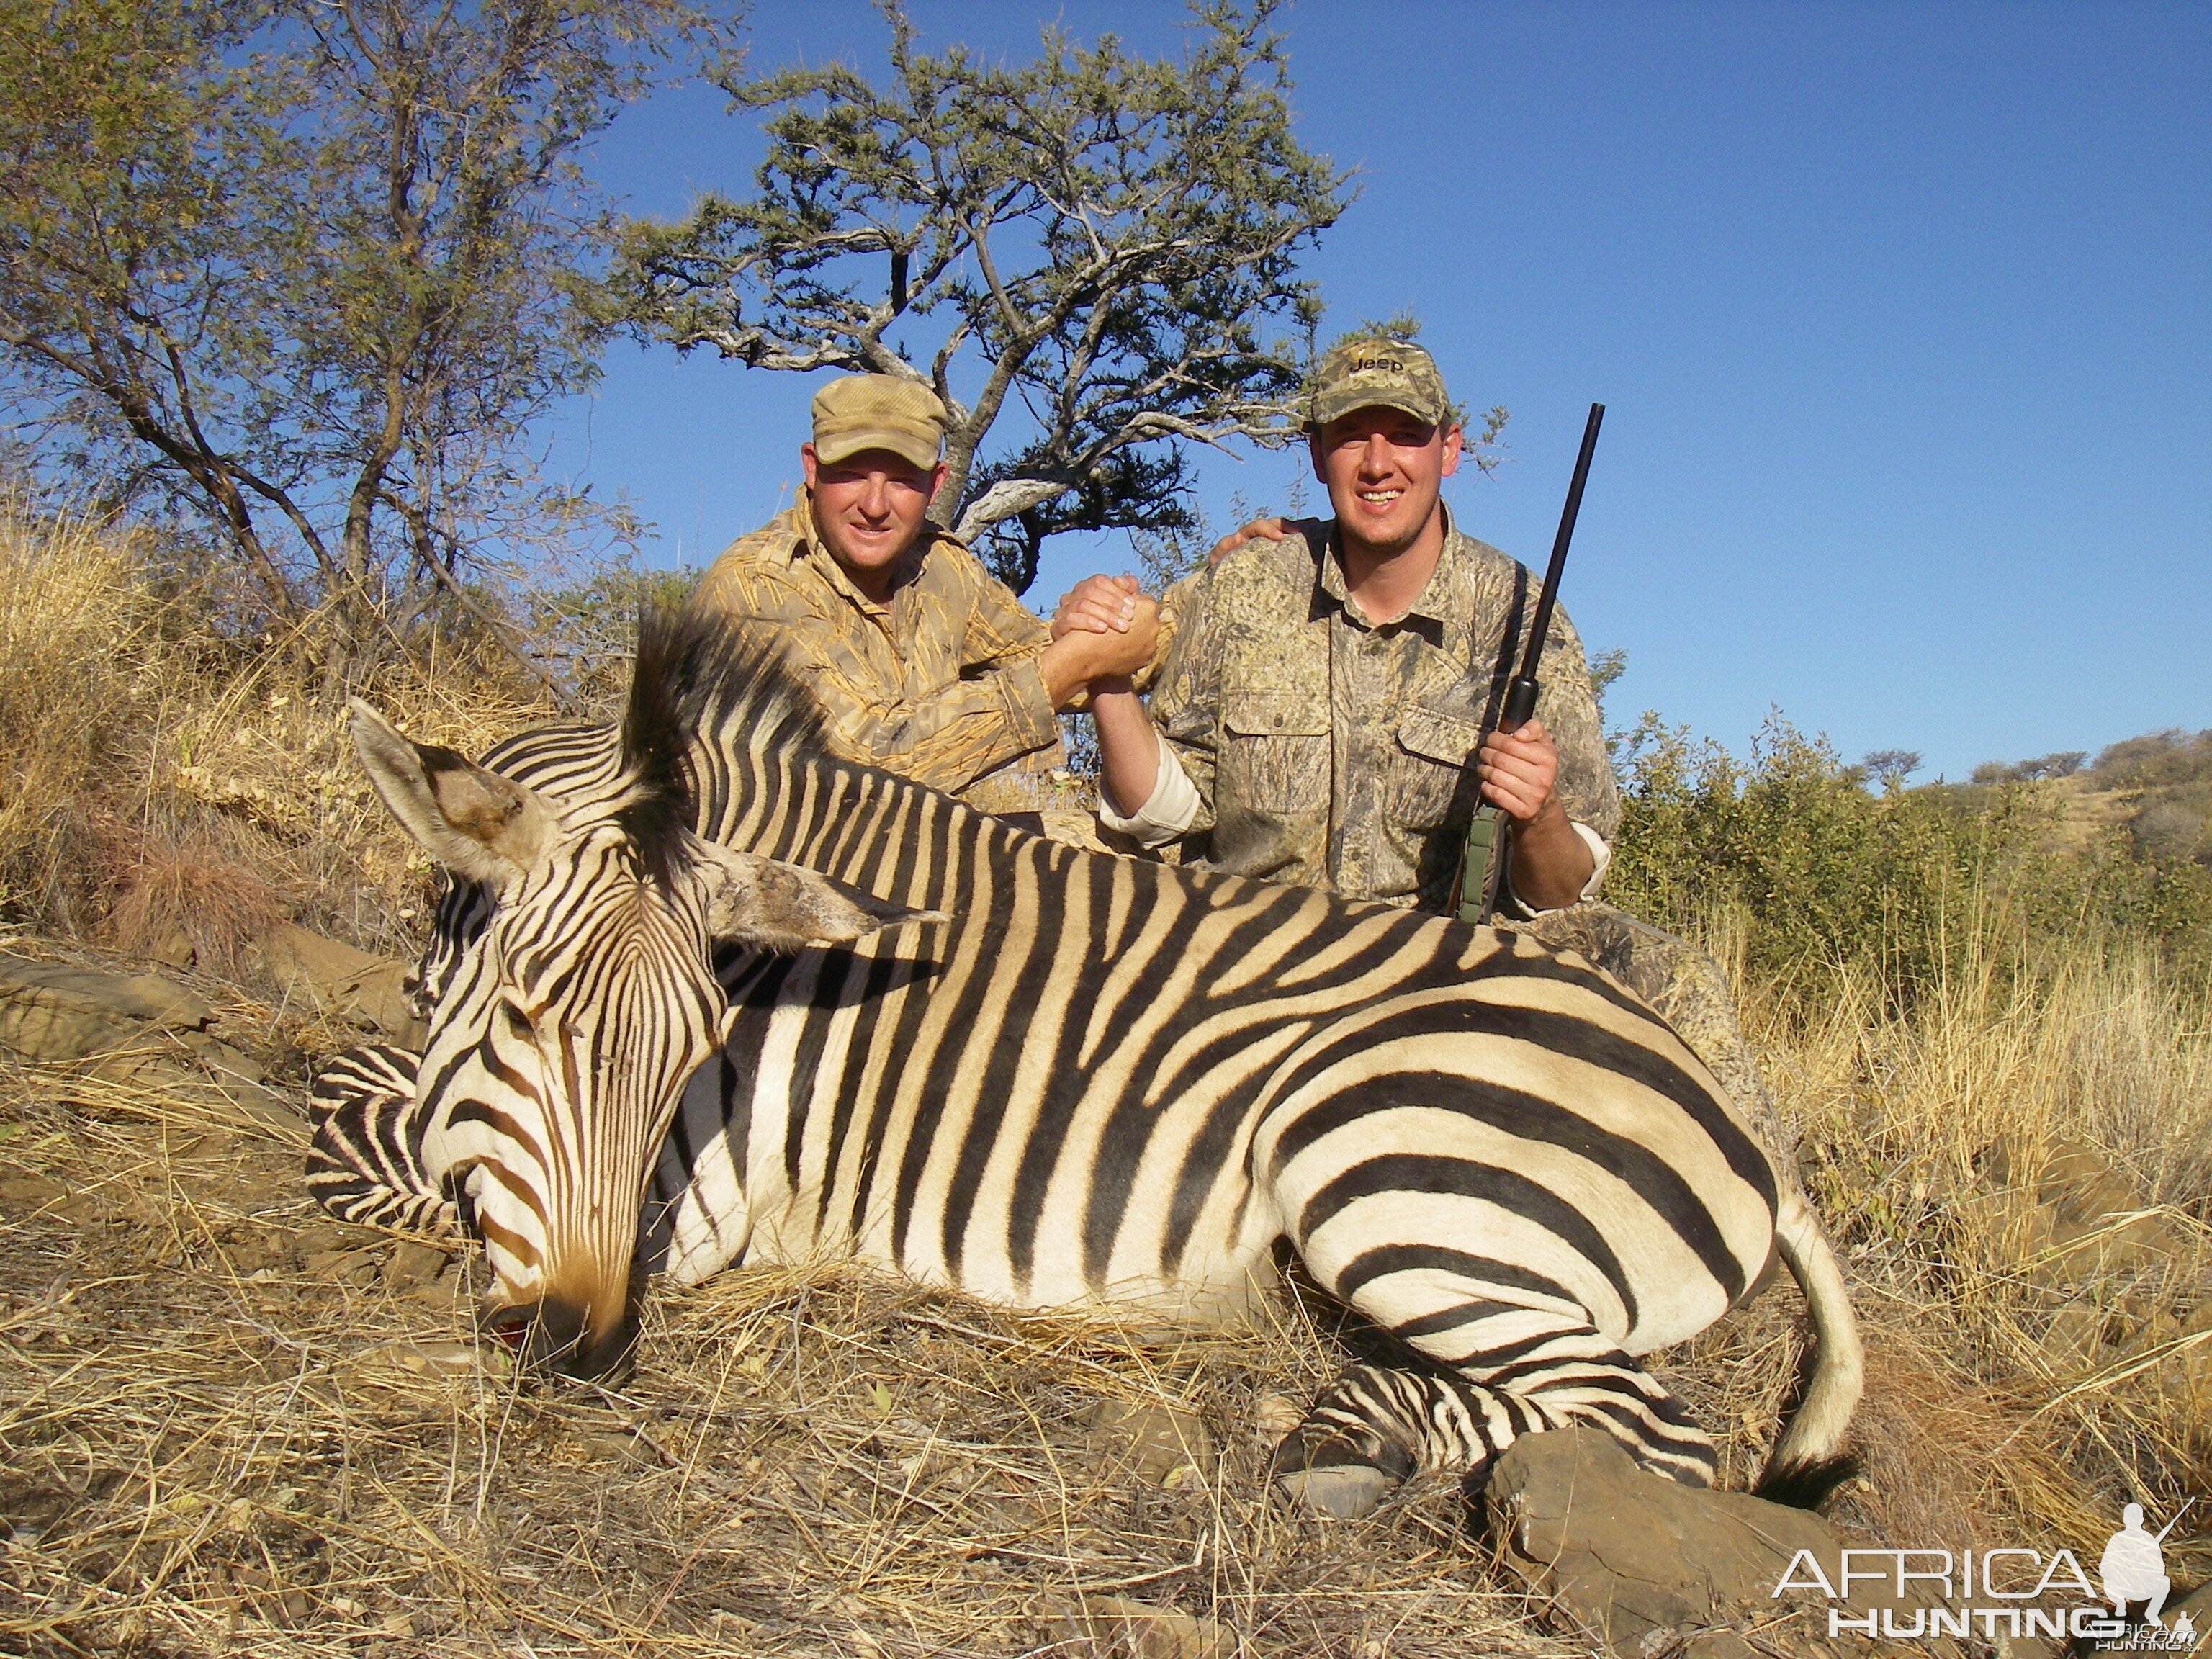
<box><xmin>1961</xmin><ymin>732</ymin><xmax>2212</xmax><ymax>868</ymax></box>
<box><xmin>1</xmin><ymin>516</ymin><xmax>2208</xmax><ymax>1656</ymax></box>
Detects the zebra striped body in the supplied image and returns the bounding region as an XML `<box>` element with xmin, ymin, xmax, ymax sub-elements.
<box><xmin>313</xmin><ymin>618</ymin><xmax>1860</xmax><ymax>1506</ymax></box>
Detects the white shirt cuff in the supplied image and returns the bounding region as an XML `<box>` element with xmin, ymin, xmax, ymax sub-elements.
<box><xmin>1507</xmin><ymin>820</ymin><xmax>1611</xmax><ymax>914</ymax></box>
<box><xmin>1098</xmin><ymin>742</ymin><xmax>1201</xmax><ymax>847</ymax></box>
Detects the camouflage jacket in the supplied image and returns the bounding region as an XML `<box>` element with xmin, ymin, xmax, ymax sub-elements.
<box><xmin>685</xmin><ymin>504</ymin><xmax>1067</xmax><ymax>815</ymax></box>
<box><xmin>1141</xmin><ymin>516</ymin><xmax>1619</xmax><ymax>912</ymax></box>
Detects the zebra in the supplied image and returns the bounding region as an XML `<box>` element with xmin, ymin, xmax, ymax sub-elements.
<box><xmin>310</xmin><ymin>611</ymin><xmax>1862</xmax><ymax>1517</ymax></box>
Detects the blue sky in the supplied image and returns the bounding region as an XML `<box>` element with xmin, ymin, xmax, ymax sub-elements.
<box><xmin>548</xmin><ymin>1</ymin><xmax>2211</xmax><ymax>782</ymax></box>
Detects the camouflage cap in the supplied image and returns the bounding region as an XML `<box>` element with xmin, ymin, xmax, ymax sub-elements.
<box><xmin>811</xmin><ymin>374</ymin><xmax>947</xmax><ymax>471</ymax></box>
<box><xmin>1307</xmin><ymin>337</ymin><xmax>1453</xmax><ymax>431</ymax></box>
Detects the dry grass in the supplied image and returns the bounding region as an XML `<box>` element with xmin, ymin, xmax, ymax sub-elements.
<box><xmin>1</xmin><ymin>516</ymin><xmax>2208</xmax><ymax>1654</ymax></box>
<box><xmin>0</xmin><ymin>505</ymin><xmax>556</xmax><ymax>964</ymax></box>
<box><xmin>1710</xmin><ymin>909</ymin><xmax>2212</xmax><ymax>1568</ymax></box>
<box><xmin>0</xmin><ymin>508</ymin><xmax>160</xmax><ymax>936</ymax></box>
<box><xmin>0</xmin><ymin>1062</ymin><xmax>1577</xmax><ymax>1658</ymax></box>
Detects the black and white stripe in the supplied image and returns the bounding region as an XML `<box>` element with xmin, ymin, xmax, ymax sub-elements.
<box><xmin>311</xmin><ymin>613</ymin><xmax>1861</xmax><ymax>1505</ymax></box>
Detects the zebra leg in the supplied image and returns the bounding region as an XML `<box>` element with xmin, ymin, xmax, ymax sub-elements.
<box><xmin>306</xmin><ymin>1045</ymin><xmax>458</xmax><ymax>1236</ymax></box>
<box><xmin>1272</xmin><ymin>1300</ymin><xmax>1714</xmax><ymax>1518</ymax></box>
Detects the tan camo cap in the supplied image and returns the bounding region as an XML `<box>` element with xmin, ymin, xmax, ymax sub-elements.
<box><xmin>811</xmin><ymin>374</ymin><xmax>948</xmax><ymax>470</ymax></box>
<box><xmin>1307</xmin><ymin>337</ymin><xmax>1452</xmax><ymax>430</ymax></box>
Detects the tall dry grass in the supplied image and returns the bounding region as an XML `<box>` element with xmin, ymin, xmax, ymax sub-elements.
<box><xmin>1686</xmin><ymin>904</ymin><xmax>2212</xmax><ymax>1575</ymax></box>
<box><xmin>0</xmin><ymin>508</ymin><xmax>555</xmax><ymax>968</ymax></box>
<box><xmin>0</xmin><ymin>508</ymin><xmax>161</xmax><ymax>934</ymax></box>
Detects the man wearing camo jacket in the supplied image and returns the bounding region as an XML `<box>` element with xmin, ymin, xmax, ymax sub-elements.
<box><xmin>1062</xmin><ymin>334</ymin><xmax>1794</xmax><ymax>1162</ymax></box>
<box><xmin>686</xmin><ymin>373</ymin><xmax>1157</xmax><ymax>840</ymax></box>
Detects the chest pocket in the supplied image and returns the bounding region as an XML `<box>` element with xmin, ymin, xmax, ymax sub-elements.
<box><xmin>1220</xmin><ymin>688</ymin><xmax>1329</xmax><ymax>817</ymax></box>
<box><xmin>1389</xmin><ymin>701</ymin><xmax>1483</xmax><ymax>832</ymax></box>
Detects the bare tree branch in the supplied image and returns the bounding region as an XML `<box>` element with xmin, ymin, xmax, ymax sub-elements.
<box><xmin>0</xmin><ymin>0</ymin><xmax>740</xmax><ymax>680</ymax></box>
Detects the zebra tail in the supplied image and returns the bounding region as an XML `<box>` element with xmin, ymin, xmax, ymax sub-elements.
<box><xmin>1755</xmin><ymin>1186</ymin><xmax>1865</xmax><ymax>1507</ymax></box>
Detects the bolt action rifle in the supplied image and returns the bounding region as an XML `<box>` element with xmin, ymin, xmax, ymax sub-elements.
<box><xmin>1454</xmin><ymin>402</ymin><xmax>1606</xmax><ymax>925</ymax></box>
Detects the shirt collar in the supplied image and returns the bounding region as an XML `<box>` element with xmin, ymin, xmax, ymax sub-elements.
<box><xmin>1318</xmin><ymin>505</ymin><xmax>1467</xmax><ymax>628</ymax></box>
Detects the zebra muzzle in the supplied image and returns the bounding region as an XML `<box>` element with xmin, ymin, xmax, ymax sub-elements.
<box><xmin>480</xmin><ymin>1295</ymin><xmax>639</xmax><ymax>1382</ymax></box>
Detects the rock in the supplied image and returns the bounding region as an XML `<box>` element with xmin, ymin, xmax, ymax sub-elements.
<box><xmin>1088</xmin><ymin>1399</ymin><xmax>1213</xmax><ymax>1486</ymax></box>
<box><xmin>305</xmin><ymin>1247</ymin><xmax>382</xmax><ymax>1285</ymax></box>
<box><xmin>382</xmin><ymin>1240</ymin><xmax>452</xmax><ymax>1291</ymax></box>
<box><xmin>78</xmin><ymin>1046</ymin><xmax>303</xmax><ymax>1138</ymax></box>
<box><xmin>1977</xmin><ymin>1136</ymin><xmax>2188</xmax><ymax>1283</ymax></box>
<box><xmin>148</xmin><ymin>926</ymin><xmax>197</xmax><ymax>972</ymax></box>
<box><xmin>295</xmin><ymin>1220</ymin><xmax>369</xmax><ymax>1256</ymax></box>
<box><xmin>177</xmin><ymin>1030</ymin><xmax>268</xmax><ymax>1085</ymax></box>
<box><xmin>0</xmin><ymin>957</ymin><xmax>213</xmax><ymax>1063</ymax></box>
<box><xmin>1048</xmin><ymin>1595</ymin><xmax>1231</xmax><ymax>1659</ymax></box>
<box><xmin>1251</xmin><ymin>1391</ymin><xmax>1305</xmax><ymax>1441</ymax></box>
<box><xmin>0</xmin><ymin>956</ymin><xmax>301</xmax><ymax>1137</ymax></box>
<box><xmin>2042</xmin><ymin>1297</ymin><xmax>2111</xmax><ymax>1367</ymax></box>
<box><xmin>258</xmin><ymin>922</ymin><xmax>424</xmax><ymax>1044</ymax></box>
<box><xmin>1486</xmin><ymin>1428</ymin><xmax>1947</xmax><ymax>1656</ymax></box>
<box><xmin>1969</xmin><ymin>1136</ymin><xmax>2208</xmax><ymax>1380</ymax></box>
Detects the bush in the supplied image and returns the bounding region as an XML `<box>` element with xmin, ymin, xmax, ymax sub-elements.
<box><xmin>1608</xmin><ymin>711</ymin><xmax>2212</xmax><ymax>1015</ymax></box>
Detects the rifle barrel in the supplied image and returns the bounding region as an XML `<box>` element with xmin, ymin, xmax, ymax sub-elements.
<box><xmin>1500</xmin><ymin>401</ymin><xmax>1604</xmax><ymax>731</ymax></box>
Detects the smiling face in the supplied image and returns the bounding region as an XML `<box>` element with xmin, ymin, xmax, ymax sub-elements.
<box><xmin>1308</xmin><ymin>405</ymin><xmax>1465</xmax><ymax>559</ymax></box>
<box><xmin>801</xmin><ymin>444</ymin><xmax>947</xmax><ymax>598</ymax></box>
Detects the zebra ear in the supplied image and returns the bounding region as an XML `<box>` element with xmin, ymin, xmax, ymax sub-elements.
<box><xmin>695</xmin><ymin>842</ymin><xmax>943</xmax><ymax>951</ymax></box>
<box><xmin>349</xmin><ymin>698</ymin><xmax>556</xmax><ymax>889</ymax></box>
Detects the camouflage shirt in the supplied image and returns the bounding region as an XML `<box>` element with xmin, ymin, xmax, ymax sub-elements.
<box><xmin>686</xmin><ymin>503</ymin><xmax>1067</xmax><ymax>816</ymax></box>
<box><xmin>1141</xmin><ymin>516</ymin><xmax>1619</xmax><ymax>912</ymax></box>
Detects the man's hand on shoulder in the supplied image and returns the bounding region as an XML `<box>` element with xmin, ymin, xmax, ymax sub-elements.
<box><xmin>1208</xmin><ymin>517</ymin><xmax>1292</xmax><ymax>566</ymax></box>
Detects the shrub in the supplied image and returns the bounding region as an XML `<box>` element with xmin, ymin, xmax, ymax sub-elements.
<box><xmin>1609</xmin><ymin>711</ymin><xmax>2212</xmax><ymax>1015</ymax></box>
<box><xmin>0</xmin><ymin>508</ymin><xmax>556</xmax><ymax>959</ymax></box>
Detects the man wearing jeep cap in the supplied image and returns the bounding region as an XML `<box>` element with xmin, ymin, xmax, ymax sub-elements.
<box><xmin>1066</xmin><ymin>334</ymin><xmax>1794</xmax><ymax>1158</ymax></box>
<box><xmin>687</xmin><ymin>372</ymin><xmax>1158</xmax><ymax>835</ymax></box>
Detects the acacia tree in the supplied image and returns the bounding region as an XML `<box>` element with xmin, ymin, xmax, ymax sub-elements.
<box><xmin>608</xmin><ymin>0</ymin><xmax>1346</xmax><ymax>594</ymax></box>
<box><xmin>0</xmin><ymin>0</ymin><xmax>736</xmax><ymax>677</ymax></box>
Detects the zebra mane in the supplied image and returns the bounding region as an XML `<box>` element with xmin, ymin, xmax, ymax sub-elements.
<box><xmin>618</xmin><ymin>607</ymin><xmax>832</xmax><ymax>883</ymax></box>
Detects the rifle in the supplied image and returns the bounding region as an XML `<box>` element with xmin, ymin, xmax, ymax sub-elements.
<box><xmin>1455</xmin><ymin>402</ymin><xmax>1606</xmax><ymax>925</ymax></box>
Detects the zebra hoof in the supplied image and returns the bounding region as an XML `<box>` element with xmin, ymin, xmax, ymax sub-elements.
<box><xmin>1273</xmin><ymin>1462</ymin><xmax>1397</xmax><ymax>1520</ymax></box>
<box><xmin>1269</xmin><ymin>1424</ymin><xmax>1406</xmax><ymax>1519</ymax></box>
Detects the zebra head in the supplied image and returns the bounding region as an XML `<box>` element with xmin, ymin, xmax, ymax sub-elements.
<box><xmin>344</xmin><ymin>619</ymin><xmax>926</xmax><ymax>1379</ymax></box>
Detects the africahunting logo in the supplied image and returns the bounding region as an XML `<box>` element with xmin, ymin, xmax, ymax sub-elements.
<box><xmin>1771</xmin><ymin>1501</ymin><xmax>2199</xmax><ymax>1648</ymax></box>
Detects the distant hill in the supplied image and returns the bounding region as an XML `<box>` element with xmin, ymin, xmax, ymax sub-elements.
<box><xmin>1959</xmin><ymin>729</ymin><xmax>2212</xmax><ymax>866</ymax></box>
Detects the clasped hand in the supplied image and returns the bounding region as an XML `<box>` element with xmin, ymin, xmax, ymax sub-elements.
<box><xmin>1038</xmin><ymin>573</ymin><xmax>1159</xmax><ymax>707</ymax></box>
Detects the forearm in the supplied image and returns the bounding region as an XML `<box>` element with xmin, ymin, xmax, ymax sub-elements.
<box><xmin>1091</xmin><ymin>682</ymin><xmax>1161</xmax><ymax>815</ymax></box>
<box><xmin>1506</xmin><ymin>800</ymin><xmax>1599</xmax><ymax>911</ymax></box>
<box><xmin>821</xmin><ymin>662</ymin><xmax>1059</xmax><ymax>793</ymax></box>
<box><xmin>1038</xmin><ymin>636</ymin><xmax>1090</xmax><ymax>709</ymax></box>
<box><xmin>1038</xmin><ymin>619</ymin><xmax>1156</xmax><ymax>711</ymax></box>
